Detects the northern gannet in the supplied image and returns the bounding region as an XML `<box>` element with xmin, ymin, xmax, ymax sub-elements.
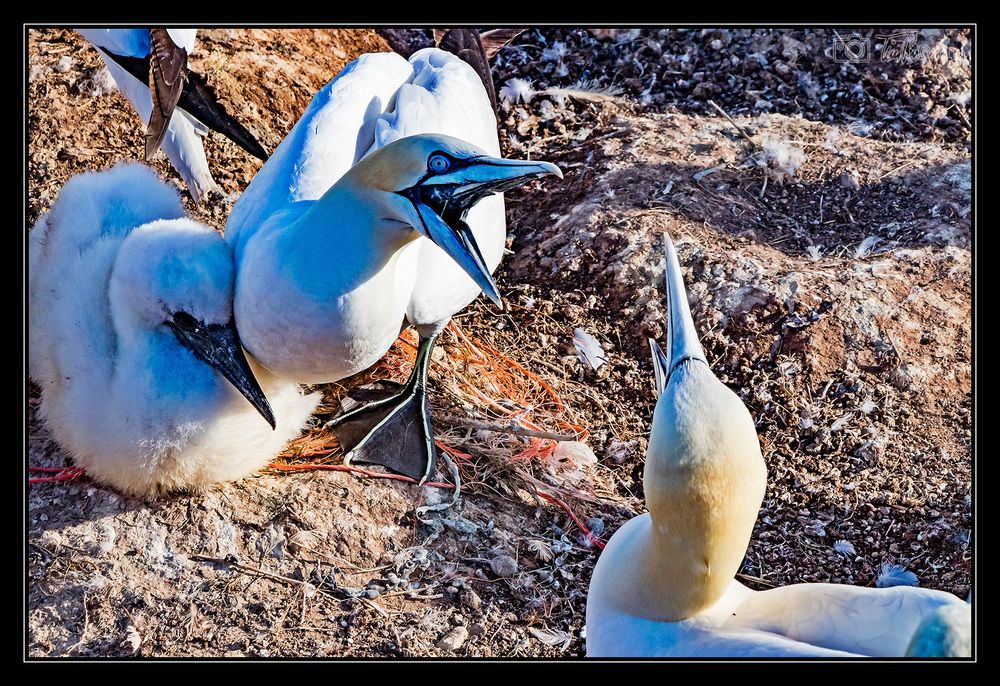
<box><xmin>28</xmin><ymin>164</ymin><xmax>318</xmax><ymax>497</ymax></box>
<box><xmin>77</xmin><ymin>29</ymin><xmax>267</xmax><ymax>203</ymax></box>
<box><xmin>227</xmin><ymin>48</ymin><xmax>560</xmax><ymax>484</ymax></box>
<box><xmin>585</xmin><ymin>233</ymin><xmax>969</xmax><ymax>657</ymax></box>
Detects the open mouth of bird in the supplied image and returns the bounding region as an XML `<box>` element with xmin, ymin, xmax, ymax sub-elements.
<box><xmin>397</xmin><ymin>160</ymin><xmax>562</xmax><ymax>307</ymax></box>
<box><xmin>400</xmin><ymin>182</ymin><xmax>497</xmax><ymax>300</ymax></box>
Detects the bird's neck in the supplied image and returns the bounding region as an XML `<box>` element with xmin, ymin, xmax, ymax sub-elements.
<box><xmin>292</xmin><ymin>184</ymin><xmax>415</xmax><ymax>256</ymax></box>
<box><xmin>606</xmin><ymin>365</ymin><xmax>767</xmax><ymax>622</ymax></box>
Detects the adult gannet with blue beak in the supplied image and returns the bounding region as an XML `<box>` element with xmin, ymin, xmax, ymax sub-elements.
<box><xmin>585</xmin><ymin>233</ymin><xmax>969</xmax><ymax>657</ymax></box>
<box><xmin>29</xmin><ymin>164</ymin><xmax>318</xmax><ymax>497</ymax></box>
<box><xmin>77</xmin><ymin>29</ymin><xmax>267</xmax><ymax>203</ymax></box>
<box><xmin>227</xmin><ymin>48</ymin><xmax>560</xmax><ymax>485</ymax></box>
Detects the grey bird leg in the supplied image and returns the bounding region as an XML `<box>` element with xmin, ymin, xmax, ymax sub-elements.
<box><xmin>329</xmin><ymin>333</ymin><xmax>438</xmax><ymax>485</ymax></box>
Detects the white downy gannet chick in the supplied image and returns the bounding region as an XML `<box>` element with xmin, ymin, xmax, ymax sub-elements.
<box><xmin>585</xmin><ymin>233</ymin><xmax>968</xmax><ymax>657</ymax></box>
<box><xmin>227</xmin><ymin>47</ymin><xmax>560</xmax><ymax>485</ymax></box>
<box><xmin>76</xmin><ymin>29</ymin><xmax>267</xmax><ymax>203</ymax></box>
<box><xmin>29</xmin><ymin>163</ymin><xmax>318</xmax><ymax>497</ymax></box>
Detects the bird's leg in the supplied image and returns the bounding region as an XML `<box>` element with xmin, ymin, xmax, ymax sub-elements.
<box><xmin>329</xmin><ymin>333</ymin><xmax>438</xmax><ymax>485</ymax></box>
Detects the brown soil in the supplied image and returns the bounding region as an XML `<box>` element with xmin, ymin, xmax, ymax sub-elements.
<box><xmin>27</xmin><ymin>28</ymin><xmax>972</xmax><ymax>658</ymax></box>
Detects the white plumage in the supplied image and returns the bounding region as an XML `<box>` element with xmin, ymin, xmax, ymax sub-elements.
<box><xmin>29</xmin><ymin>164</ymin><xmax>318</xmax><ymax>497</ymax></box>
<box><xmin>585</xmin><ymin>233</ymin><xmax>967</xmax><ymax>657</ymax></box>
<box><xmin>226</xmin><ymin>46</ymin><xmax>559</xmax><ymax>483</ymax></box>
<box><xmin>76</xmin><ymin>29</ymin><xmax>221</xmax><ymax>203</ymax></box>
<box><xmin>228</xmin><ymin>47</ymin><xmax>505</xmax><ymax>339</ymax></box>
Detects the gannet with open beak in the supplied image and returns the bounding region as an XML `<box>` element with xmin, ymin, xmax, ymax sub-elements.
<box><xmin>77</xmin><ymin>29</ymin><xmax>267</xmax><ymax>203</ymax></box>
<box><xmin>228</xmin><ymin>48</ymin><xmax>560</xmax><ymax>484</ymax></box>
<box><xmin>585</xmin><ymin>233</ymin><xmax>969</xmax><ymax>657</ymax></box>
<box><xmin>29</xmin><ymin>164</ymin><xmax>318</xmax><ymax>497</ymax></box>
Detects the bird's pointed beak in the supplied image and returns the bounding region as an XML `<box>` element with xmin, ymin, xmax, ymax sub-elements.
<box><xmin>403</xmin><ymin>156</ymin><xmax>562</xmax><ymax>308</ymax></box>
<box><xmin>408</xmin><ymin>203</ymin><xmax>503</xmax><ymax>306</ymax></box>
<box><xmin>438</xmin><ymin>157</ymin><xmax>564</xmax><ymax>199</ymax></box>
<box><xmin>662</xmin><ymin>233</ymin><xmax>707</xmax><ymax>386</ymax></box>
<box><xmin>168</xmin><ymin>316</ymin><xmax>276</xmax><ymax>429</ymax></box>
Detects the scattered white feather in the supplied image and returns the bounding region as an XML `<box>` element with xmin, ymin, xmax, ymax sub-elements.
<box><xmin>124</xmin><ymin>625</ymin><xmax>143</xmax><ymax>654</ymax></box>
<box><xmin>52</xmin><ymin>56</ymin><xmax>74</xmax><ymax>73</ymax></box>
<box><xmin>527</xmin><ymin>539</ymin><xmax>553</xmax><ymax>562</ymax></box>
<box><xmin>806</xmin><ymin>245</ymin><xmax>823</xmax><ymax>261</ymax></box>
<box><xmin>951</xmin><ymin>90</ymin><xmax>971</xmax><ymax>107</ymax></box>
<box><xmin>833</xmin><ymin>540</ymin><xmax>856</xmax><ymax>556</ymax></box>
<box><xmin>877</xmin><ymin>563</ymin><xmax>919</xmax><ymax>588</ymax></box>
<box><xmin>847</xmin><ymin>120</ymin><xmax>875</xmax><ymax>137</ymax></box>
<box><xmin>540</xmin><ymin>79</ymin><xmax>622</xmax><ymax>103</ymax></box>
<box><xmin>573</xmin><ymin>327</ymin><xmax>607</xmax><ymax>370</ymax></box>
<box><xmin>823</xmin><ymin>128</ymin><xmax>841</xmax><ymax>153</ymax></box>
<box><xmin>499</xmin><ymin>77</ymin><xmax>536</xmax><ymax>105</ymax></box>
<box><xmin>831</xmin><ymin>412</ymin><xmax>853</xmax><ymax>431</ymax></box>
<box><xmin>761</xmin><ymin>136</ymin><xmax>806</xmax><ymax>179</ymax></box>
<box><xmin>528</xmin><ymin>626</ymin><xmax>573</xmax><ymax>651</ymax></box>
<box><xmin>859</xmin><ymin>399</ymin><xmax>878</xmax><ymax>414</ymax></box>
<box><xmin>77</xmin><ymin>67</ymin><xmax>117</xmax><ymax>98</ymax></box>
<box><xmin>541</xmin><ymin>42</ymin><xmax>569</xmax><ymax>63</ymax></box>
<box><xmin>98</xmin><ymin>522</ymin><xmax>117</xmax><ymax>554</ymax></box>
<box><xmin>854</xmin><ymin>236</ymin><xmax>881</xmax><ymax>259</ymax></box>
<box><xmin>554</xmin><ymin>440</ymin><xmax>597</xmax><ymax>466</ymax></box>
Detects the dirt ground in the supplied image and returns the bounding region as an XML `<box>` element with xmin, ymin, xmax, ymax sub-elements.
<box><xmin>26</xmin><ymin>28</ymin><xmax>972</xmax><ymax>658</ymax></box>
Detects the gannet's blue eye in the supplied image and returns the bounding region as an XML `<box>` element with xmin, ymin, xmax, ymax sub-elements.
<box><xmin>428</xmin><ymin>154</ymin><xmax>450</xmax><ymax>173</ymax></box>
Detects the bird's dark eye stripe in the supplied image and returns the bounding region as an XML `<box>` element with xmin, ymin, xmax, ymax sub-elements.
<box><xmin>417</xmin><ymin>151</ymin><xmax>483</xmax><ymax>185</ymax></box>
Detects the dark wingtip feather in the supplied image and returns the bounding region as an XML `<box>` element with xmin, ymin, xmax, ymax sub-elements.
<box><xmin>180</xmin><ymin>70</ymin><xmax>269</xmax><ymax>161</ymax></box>
<box><xmin>437</xmin><ymin>29</ymin><xmax>498</xmax><ymax>118</ymax></box>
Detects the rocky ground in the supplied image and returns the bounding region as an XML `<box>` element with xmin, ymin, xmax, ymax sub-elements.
<box><xmin>27</xmin><ymin>28</ymin><xmax>972</xmax><ymax>658</ymax></box>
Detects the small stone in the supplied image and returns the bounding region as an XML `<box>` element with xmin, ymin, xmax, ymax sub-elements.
<box><xmin>436</xmin><ymin>625</ymin><xmax>469</xmax><ymax>651</ymax></box>
<box><xmin>461</xmin><ymin>590</ymin><xmax>483</xmax><ymax>611</ymax></box>
<box><xmin>839</xmin><ymin>172</ymin><xmax>861</xmax><ymax>190</ymax></box>
<box><xmin>489</xmin><ymin>554</ymin><xmax>519</xmax><ymax>578</ymax></box>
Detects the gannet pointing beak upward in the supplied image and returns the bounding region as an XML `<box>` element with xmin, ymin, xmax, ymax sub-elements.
<box><xmin>586</xmin><ymin>233</ymin><xmax>969</xmax><ymax>657</ymax></box>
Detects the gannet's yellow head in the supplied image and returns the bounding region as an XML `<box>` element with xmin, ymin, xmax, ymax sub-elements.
<box><xmin>643</xmin><ymin>233</ymin><xmax>767</xmax><ymax>617</ymax></box>
<box><xmin>347</xmin><ymin>133</ymin><xmax>562</xmax><ymax>306</ymax></box>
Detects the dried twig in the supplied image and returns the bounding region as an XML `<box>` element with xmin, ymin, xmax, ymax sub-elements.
<box><xmin>65</xmin><ymin>592</ymin><xmax>90</xmax><ymax>656</ymax></box>
<box><xmin>708</xmin><ymin>99</ymin><xmax>758</xmax><ymax>149</ymax></box>
<box><xmin>438</xmin><ymin>415</ymin><xmax>577</xmax><ymax>442</ymax></box>
<box><xmin>736</xmin><ymin>573</ymin><xmax>776</xmax><ymax>589</ymax></box>
<box><xmin>189</xmin><ymin>554</ymin><xmax>391</xmax><ymax>617</ymax></box>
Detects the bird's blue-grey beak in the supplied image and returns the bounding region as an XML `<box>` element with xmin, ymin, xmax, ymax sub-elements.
<box><xmin>402</xmin><ymin>157</ymin><xmax>562</xmax><ymax>307</ymax></box>
<box><xmin>661</xmin><ymin>233</ymin><xmax>708</xmax><ymax>387</ymax></box>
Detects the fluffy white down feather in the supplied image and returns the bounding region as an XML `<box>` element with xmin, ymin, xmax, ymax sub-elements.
<box><xmin>29</xmin><ymin>163</ymin><xmax>318</xmax><ymax>496</ymax></box>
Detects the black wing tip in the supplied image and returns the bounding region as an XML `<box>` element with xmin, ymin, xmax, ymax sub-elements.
<box><xmin>180</xmin><ymin>70</ymin><xmax>270</xmax><ymax>161</ymax></box>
